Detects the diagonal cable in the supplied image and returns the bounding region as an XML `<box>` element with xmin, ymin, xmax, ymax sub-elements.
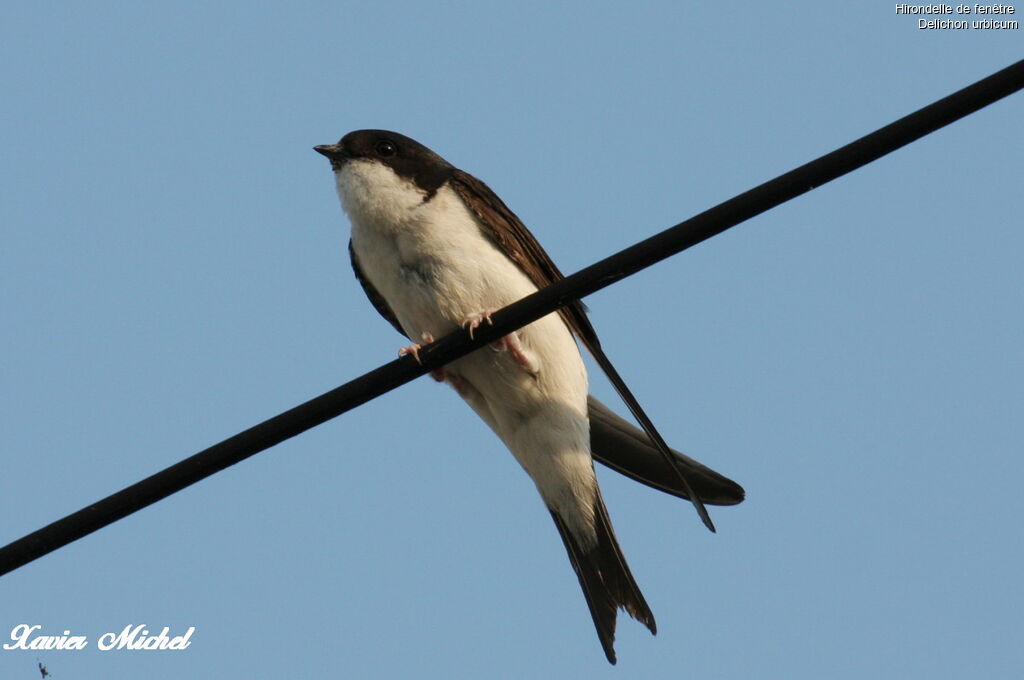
<box><xmin>1</xmin><ymin>58</ymin><xmax>1021</xmax><ymax>577</ymax></box>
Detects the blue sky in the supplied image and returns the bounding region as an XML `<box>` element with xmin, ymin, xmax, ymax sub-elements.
<box><xmin>2</xmin><ymin>3</ymin><xmax>1022</xmax><ymax>678</ymax></box>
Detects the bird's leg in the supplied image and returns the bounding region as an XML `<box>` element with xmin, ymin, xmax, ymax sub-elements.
<box><xmin>397</xmin><ymin>333</ymin><xmax>431</xmax><ymax>364</ymax></box>
<box><xmin>462</xmin><ymin>309</ymin><xmax>496</xmax><ymax>340</ymax></box>
<box><xmin>462</xmin><ymin>309</ymin><xmax>540</xmax><ymax>375</ymax></box>
<box><xmin>491</xmin><ymin>332</ymin><xmax>540</xmax><ymax>375</ymax></box>
<box><xmin>398</xmin><ymin>332</ymin><xmax>448</xmax><ymax>381</ymax></box>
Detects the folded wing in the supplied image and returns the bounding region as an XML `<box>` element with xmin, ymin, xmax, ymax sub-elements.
<box><xmin>589</xmin><ymin>396</ymin><xmax>744</xmax><ymax>506</ymax></box>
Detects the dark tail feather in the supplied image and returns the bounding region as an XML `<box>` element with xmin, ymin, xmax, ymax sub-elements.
<box><xmin>588</xmin><ymin>395</ymin><xmax>745</xmax><ymax>505</ymax></box>
<box><xmin>549</xmin><ymin>494</ymin><xmax>656</xmax><ymax>664</ymax></box>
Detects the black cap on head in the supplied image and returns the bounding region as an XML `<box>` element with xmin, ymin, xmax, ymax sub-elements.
<box><xmin>315</xmin><ymin>130</ymin><xmax>454</xmax><ymax>197</ymax></box>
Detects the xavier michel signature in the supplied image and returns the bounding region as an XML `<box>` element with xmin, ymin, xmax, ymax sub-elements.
<box><xmin>3</xmin><ymin>624</ymin><xmax>194</xmax><ymax>651</ymax></box>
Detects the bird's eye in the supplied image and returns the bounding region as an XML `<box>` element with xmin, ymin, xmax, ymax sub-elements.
<box><xmin>375</xmin><ymin>140</ymin><xmax>397</xmax><ymax>157</ymax></box>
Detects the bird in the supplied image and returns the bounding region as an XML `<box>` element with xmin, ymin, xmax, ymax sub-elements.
<box><xmin>314</xmin><ymin>130</ymin><xmax>743</xmax><ymax>663</ymax></box>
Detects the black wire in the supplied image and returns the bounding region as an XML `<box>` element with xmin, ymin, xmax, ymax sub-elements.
<box><xmin>2</xmin><ymin>59</ymin><xmax>1021</xmax><ymax>577</ymax></box>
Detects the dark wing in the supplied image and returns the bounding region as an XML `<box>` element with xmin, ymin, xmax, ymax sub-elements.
<box><xmin>451</xmin><ymin>170</ymin><xmax>724</xmax><ymax>529</ymax></box>
<box><xmin>349</xmin><ymin>240</ymin><xmax>407</xmax><ymax>338</ymax></box>
<box><xmin>450</xmin><ymin>169</ymin><xmax>601</xmax><ymax>352</ymax></box>
<box><xmin>589</xmin><ymin>396</ymin><xmax>744</xmax><ymax>505</ymax></box>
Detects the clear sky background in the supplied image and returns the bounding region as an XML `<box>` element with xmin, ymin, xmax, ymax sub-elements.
<box><xmin>2</xmin><ymin>3</ymin><xmax>1021</xmax><ymax>678</ymax></box>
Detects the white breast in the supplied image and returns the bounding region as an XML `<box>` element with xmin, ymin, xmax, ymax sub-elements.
<box><xmin>333</xmin><ymin>159</ymin><xmax>596</xmax><ymax>537</ymax></box>
<box><xmin>335</xmin><ymin>158</ymin><xmax>544</xmax><ymax>345</ymax></box>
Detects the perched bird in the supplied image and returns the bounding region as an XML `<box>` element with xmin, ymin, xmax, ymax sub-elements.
<box><xmin>314</xmin><ymin>130</ymin><xmax>743</xmax><ymax>663</ymax></box>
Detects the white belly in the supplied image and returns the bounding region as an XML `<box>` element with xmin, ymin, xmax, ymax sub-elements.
<box><xmin>337</xmin><ymin>162</ymin><xmax>596</xmax><ymax>538</ymax></box>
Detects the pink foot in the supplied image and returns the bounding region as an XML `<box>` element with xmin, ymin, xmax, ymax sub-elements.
<box><xmin>463</xmin><ymin>308</ymin><xmax>537</xmax><ymax>373</ymax></box>
<box><xmin>491</xmin><ymin>331</ymin><xmax>539</xmax><ymax>375</ymax></box>
<box><xmin>462</xmin><ymin>309</ymin><xmax>497</xmax><ymax>340</ymax></box>
<box><xmin>398</xmin><ymin>332</ymin><xmax>436</xmax><ymax>365</ymax></box>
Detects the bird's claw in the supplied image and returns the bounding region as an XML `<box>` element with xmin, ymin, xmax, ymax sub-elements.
<box><xmin>398</xmin><ymin>343</ymin><xmax>424</xmax><ymax>364</ymax></box>
<box><xmin>462</xmin><ymin>309</ymin><xmax>497</xmax><ymax>340</ymax></box>
<box><xmin>398</xmin><ymin>332</ymin><xmax>436</xmax><ymax>365</ymax></box>
<box><xmin>490</xmin><ymin>331</ymin><xmax>539</xmax><ymax>375</ymax></box>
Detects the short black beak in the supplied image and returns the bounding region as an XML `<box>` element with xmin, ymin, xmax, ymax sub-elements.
<box><xmin>313</xmin><ymin>143</ymin><xmax>345</xmax><ymax>160</ymax></box>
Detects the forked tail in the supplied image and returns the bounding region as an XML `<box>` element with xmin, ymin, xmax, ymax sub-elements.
<box><xmin>549</xmin><ymin>493</ymin><xmax>656</xmax><ymax>664</ymax></box>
